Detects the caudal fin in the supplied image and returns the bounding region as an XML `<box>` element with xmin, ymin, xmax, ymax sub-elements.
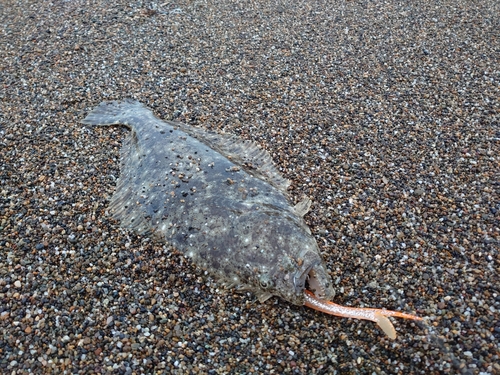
<box><xmin>80</xmin><ymin>99</ymin><xmax>145</xmax><ymax>126</ymax></box>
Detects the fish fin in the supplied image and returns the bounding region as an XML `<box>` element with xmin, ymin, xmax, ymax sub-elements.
<box><xmin>106</xmin><ymin>131</ymin><xmax>152</xmax><ymax>236</ymax></box>
<box><xmin>82</xmin><ymin>101</ymin><xmax>164</xmax><ymax>236</ymax></box>
<box><xmin>171</xmin><ymin>122</ymin><xmax>290</xmax><ymax>194</ymax></box>
<box><xmin>256</xmin><ymin>292</ymin><xmax>273</xmax><ymax>303</ymax></box>
<box><xmin>294</xmin><ymin>196</ymin><xmax>312</xmax><ymax>217</ymax></box>
<box><xmin>80</xmin><ymin>99</ymin><xmax>147</xmax><ymax>127</ymax></box>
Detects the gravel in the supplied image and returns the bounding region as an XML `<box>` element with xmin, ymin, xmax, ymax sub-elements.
<box><xmin>1</xmin><ymin>0</ymin><xmax>499</xmax><ymax>373</ymax></box>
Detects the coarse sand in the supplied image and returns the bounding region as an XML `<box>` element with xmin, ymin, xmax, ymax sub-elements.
<box><xmin>1</xmin><ymin>0</ymin><xmax>498</xmax><ymax>373</ymax></box>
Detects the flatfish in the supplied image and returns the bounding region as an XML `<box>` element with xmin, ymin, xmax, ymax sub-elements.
<box><xmin>82</xmin><ymin>100</ymin><xmax>421</xmax><ymax>338</ymax></box>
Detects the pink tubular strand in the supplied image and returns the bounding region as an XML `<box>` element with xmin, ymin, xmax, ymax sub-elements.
<box><xmin>304</xmin><ymin>290</ymin><xmax>422</xmax><ymax>339</ymax></box>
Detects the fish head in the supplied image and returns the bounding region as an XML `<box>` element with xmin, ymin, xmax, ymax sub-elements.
<box><xmin>238</xmin><ymin>206</ymin><xmax>335</xmax><ymax>306</ymax></box>
<box><xmin>249</xmin><ymin>217</ymin><xmax>335</xmax><ymax>306</ymax></box>
<box><xmin>219</xmin><ymin>204</ymin><xmax>336</xmax><ymax>307</ymax></box>
<box><xmin>268</xmin><ymin>244</ymin><xmax>336</xmax><ymax>306</ymax></box>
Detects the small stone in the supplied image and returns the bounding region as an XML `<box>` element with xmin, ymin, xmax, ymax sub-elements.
<box><xmin>14</xmin><ymin>280</ymin><xmax>21</xmax><ymax>288</ymax></box>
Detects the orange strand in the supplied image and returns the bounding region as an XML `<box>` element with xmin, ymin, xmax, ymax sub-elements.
<box><xmin>304</xmin><ymin>290</ymin><xmax>422</xmax><ymax>339</ymax></box>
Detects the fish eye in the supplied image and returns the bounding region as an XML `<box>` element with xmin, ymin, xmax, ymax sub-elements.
<box><xmin>260</xmin><ymin>280</ymin><xmax>268</xmax><ymax>288</ymax></box>
<box><xmin>259</xmin><ymin>276</ymin><xmax>274</xmax><ymax>289</ymax></box>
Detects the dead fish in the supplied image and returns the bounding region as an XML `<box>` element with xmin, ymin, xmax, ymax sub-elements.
<box><xmin>82</xmin><ymin>99</ymin><xmax>421</xmax><ymax>339</ymax></box>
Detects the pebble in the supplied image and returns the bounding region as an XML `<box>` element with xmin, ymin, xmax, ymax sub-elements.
<box><xmin>0</xmin><ymin>0</ymin><xmax>498</xmax><ymax>374</ymax></box>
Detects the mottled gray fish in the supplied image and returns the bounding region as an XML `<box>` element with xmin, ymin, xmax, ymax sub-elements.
<box><xmin>82</xmin><ymin>100</ymin><xmax>421</xmax><ymax>339</ymax></box>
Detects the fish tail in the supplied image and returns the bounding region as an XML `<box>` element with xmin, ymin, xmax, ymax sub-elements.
<box><xmin>80</xmin><ymin>99</ymin><xmax>148</xmax><ymax>127</ymax></box>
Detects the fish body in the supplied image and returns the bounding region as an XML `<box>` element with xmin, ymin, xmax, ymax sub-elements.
<box><xmin>82</xmin><ymin>99</ymin><xmax>335</xmax><ymax>305</ymax></box>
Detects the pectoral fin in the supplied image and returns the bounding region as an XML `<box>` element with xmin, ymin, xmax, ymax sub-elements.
<box><xmin>294</xmin><ymin>197</ymin><xmax>312</xmax><ymax>217</ymax></box>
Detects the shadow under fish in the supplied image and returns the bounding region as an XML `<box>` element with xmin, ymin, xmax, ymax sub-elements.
<box><xmin>81</xmin><ymin>99</ymin><xmax>421</xmax><ymax>339</ymax></box>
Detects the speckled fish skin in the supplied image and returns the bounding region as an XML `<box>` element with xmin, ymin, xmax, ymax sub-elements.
<box><xmin>81</xmin><ymin>99</ymin><xmax>335</xmax><ymax>305</ymax></box>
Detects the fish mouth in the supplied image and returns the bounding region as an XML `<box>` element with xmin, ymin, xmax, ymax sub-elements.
<box><xmin>305</xmin><ymin>267</ymin><xmax>328</xmax><ymax>299</ymax></box>
<box><xmin>293</xmin><ymin>261</ymin><xmax>328</xmax><ymax>300</ymax></box>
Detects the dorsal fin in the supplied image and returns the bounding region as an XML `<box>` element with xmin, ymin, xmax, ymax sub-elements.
<box><xmin>171</xmin><ymin>121</ymin><xmax>290</xmax><ymax>194</ymax></box>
